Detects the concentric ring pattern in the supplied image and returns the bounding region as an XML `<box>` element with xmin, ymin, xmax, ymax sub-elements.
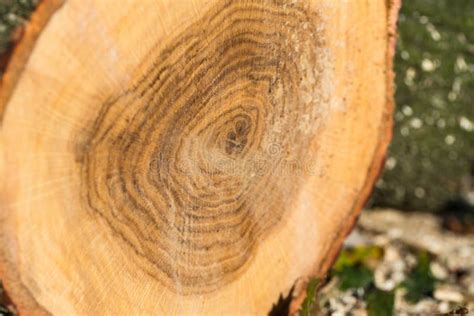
<box><xmin>78</xmin><ymin>0</ymin><xmax>326</xmax><ymax>294</ymax></box>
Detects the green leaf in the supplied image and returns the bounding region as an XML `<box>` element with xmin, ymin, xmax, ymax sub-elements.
<box><xmin>333</xmin><ymin>246</ymin><xmax>382</xmax><ymax>272</ymax></box>
<box><xmin>336</xmin><ymin>264</ymin><xmax>374</xmax><ymax>291</ymax></box>
<box><xmin>332</xmin><ymin>246</ymin><xmax>380</xmax><ymax>291</ymax></box>
<box><xmin>402</xmin><ymin>251</ymin><xmax>437</xmax><ymax>302</ymax></box>
<box><xmin>299</xmin><ymin>278</ymin><xmax>320</xmax><ymax>316</ymax></box>
<box><xmin>367</xmin><ymin>288</ymin><xmax>395</xmax><ymax>316</ymax></box>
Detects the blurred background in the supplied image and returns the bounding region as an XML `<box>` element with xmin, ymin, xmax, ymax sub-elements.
<box><xmin>0</xmin><ymin>0</ymin><xmax>473</xmax><ymax>315</ymax></box>
<box><xmin>371</xmin><ymin>0</ymin><xmax>474</xmax><ymax>216</ymax></box>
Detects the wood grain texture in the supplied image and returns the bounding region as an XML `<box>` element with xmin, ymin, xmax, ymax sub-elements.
<box><xmin>0</xmin><ymin>0</ymin><xmax>400</xmax><ymax>315</ymax></box>
<box><xmin>76</xmin><ymin>0</ymin><xmax>327</xmax><ymax>295</ymax></box>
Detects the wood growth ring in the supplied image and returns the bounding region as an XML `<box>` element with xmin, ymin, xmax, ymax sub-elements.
<box><xmin>77</xmin><ymin>0</ymin><xmax>325</xmax><ymax>294</ymax></box>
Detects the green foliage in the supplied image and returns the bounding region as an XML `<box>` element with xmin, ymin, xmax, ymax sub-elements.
<box><xmin>331</xmin><ymin>246</ymin><xmax>395</xmax><ymax>315</ymax></box>
<box><xmin>367</xmin><ymin>288</ymin><xmax>395</xmax><ymax>316</ymax></box>
<box><xmin>335</xmin><ymin>264</ymin><xmax>373</xmax><ymax>291</ymax></box>
<box><xmin>402</xmin><ymin>251</ymin><xmax>437</xmax><ymax>302</ymax></box>
<box><xmin>333</xmin><ymin>245</ymin><xmax>383</xmax><ymax>271</ymax></box>
<box><xmin>330</xmin><ymin>247</ymin><xmax>438</xmax><ymax>315</ymax></box>
<box><xmin>373</xmin><ymin>0</ymin><xmax>474</xmax><ymax>211</ymax></box>
<box><xmin>332</xmin><ymin>246</ymin><xmax>382</xmax><ymax>291</ymax></box>
<box><xmin>298</xmin><ymin>278</ymin><xmax>320</xmax><ymax>316</ymax></box>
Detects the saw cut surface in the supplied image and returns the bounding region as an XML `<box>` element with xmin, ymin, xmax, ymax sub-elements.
<box><xmin>77</xmin><ymin>0</ymin><xmax>326</xmax><ymax>294</ymax></box>
<box><xmin>0</xmin><ymin>0</ymin><xmax>398</xmax><ymax>314</ymax></box>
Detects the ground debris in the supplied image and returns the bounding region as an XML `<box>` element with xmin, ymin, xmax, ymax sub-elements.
<box><xmin>316</xmin><ymin>208</ymin><xmax>474</xmax><ymax>316</ymax></box>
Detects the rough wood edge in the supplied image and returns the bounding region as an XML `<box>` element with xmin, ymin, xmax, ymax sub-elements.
<box><xmin>0</xmin><ymin>0</ymin><xmax>64</xmax><ymax>123</ymax></box>
<box><xmin>0</xmin><ymin>0</ymin><xmax>401</xmax><ymax>314</ymax></box>
<box><xmin>0</xmin><ymin>1</ymin><xmax>64</xmax><ymax>315</ymax></box>
<box><xmin>288</xmin><ymin>0</ymin><xmax>402</xmax><ymax>314</ymax></box>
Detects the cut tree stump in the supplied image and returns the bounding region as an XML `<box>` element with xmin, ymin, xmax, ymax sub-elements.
<box><xmin>0</xmin><ymin>0</ymin><xmax>400</xmax><ymax>315</ymax></box>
